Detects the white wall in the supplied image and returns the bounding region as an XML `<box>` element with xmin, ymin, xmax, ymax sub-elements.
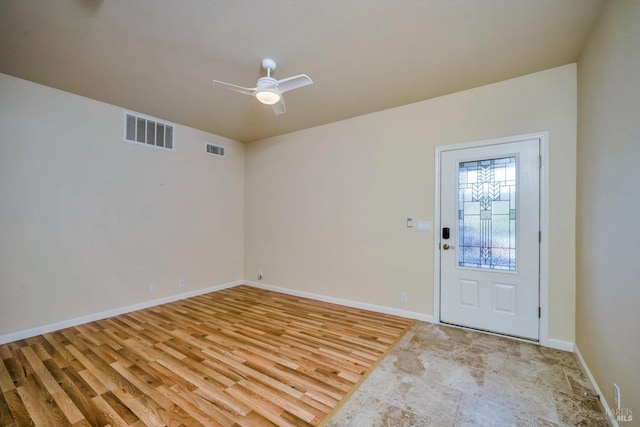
<box><xmin>0</xmin><ymin>73</ymin><xmax>244</xmax><ymax>337</ymax></box>
<box><xmin>245</xmin><ymin>65</ymin><xmax>577</xmax><ymax>343</ymax></box>
<box><xmin>577</xmin><ymin>0</ymin><xmax>640</xmax><ymax>420</ymax></box>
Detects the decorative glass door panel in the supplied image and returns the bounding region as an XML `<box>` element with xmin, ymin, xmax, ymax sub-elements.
<box><xmin>458</xmin><ymin>157</ymin><xmax>516</xmax><ymax>271</ymax></box>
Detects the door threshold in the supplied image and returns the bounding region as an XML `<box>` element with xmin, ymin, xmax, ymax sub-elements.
<box><xmin>439</xmin><ymin>321</ymin><xmax>539</xmax><ymax>344</ymax></box>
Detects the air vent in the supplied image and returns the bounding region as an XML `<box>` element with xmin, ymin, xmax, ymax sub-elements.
<box><xmin>206</xmin><ymin>144</ymin><xmax>225</xmax><ymax>157</ymax></box>
<box><xmin>124</xmin><ymin>112</ymin><xmax>174</xmax><ymax>151</ymax></box>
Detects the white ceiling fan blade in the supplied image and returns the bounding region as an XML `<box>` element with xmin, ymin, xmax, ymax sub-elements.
<box><xmin>275</xmin><ymin>74</ymin><xmax>313</xmax><ymax>93</ymax></box>
<box><xmin>272</xmin><ymin>97</ymin><xmax>286</xmax><ymax>115</ymax></box>
<box><xmin>212</xmin><ymin>80</ymin><xmax>255</xmax><ymax>95</ymax></box>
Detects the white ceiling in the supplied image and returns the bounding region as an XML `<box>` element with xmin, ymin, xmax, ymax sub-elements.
<box><xmin>0</xmin><ymin>0</ymin><xmax>603</xmax><ymax>142</ymax></box>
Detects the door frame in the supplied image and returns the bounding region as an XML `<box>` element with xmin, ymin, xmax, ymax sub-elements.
<box><xmin>433</xmin><ymin>132</ymin><xmax>550</xmax><ymax>345</ymax></box>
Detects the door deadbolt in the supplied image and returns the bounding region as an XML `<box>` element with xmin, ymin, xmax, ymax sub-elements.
<box><xmin>442</xmin><ymin>227</ymin><xmax>450</xmax><ymax>239</ymax></box>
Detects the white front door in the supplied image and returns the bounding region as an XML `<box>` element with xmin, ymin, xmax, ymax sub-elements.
<box><xmin>439</xmin><ymin>139</ymin><xmax>540</xmax><ymax>340</ymax></box>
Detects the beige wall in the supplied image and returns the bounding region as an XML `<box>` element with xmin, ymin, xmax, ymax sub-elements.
<box><xmin>1</xmin><ymin>65</ymin><xmax>578</xmax><ymax>345</ymax></box>
<box><xmin>245</xmin><ymin>64</ymin><xmax>577</xmax><ymax>343</ymax></box>
<box><xmin>577</xmin><ymin>0</ymin><xmax>640</xmax><ymax>420</ymax></box>
<box><xmin>0</xmin><ymin>73</ymin><xmax>244</xmax><ymax>336</ymax></box>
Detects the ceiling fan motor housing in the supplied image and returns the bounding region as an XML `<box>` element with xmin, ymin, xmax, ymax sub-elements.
<box><xmin>257</xmin><ymin>77</ymin><xmax>278</xmax><ymax>90</ymax></box>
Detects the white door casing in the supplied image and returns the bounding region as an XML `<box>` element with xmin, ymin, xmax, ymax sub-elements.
<box><xmin>439</xmin><ymin>138</ymin><xmax>540</xmax><ymax>340</ymax></box>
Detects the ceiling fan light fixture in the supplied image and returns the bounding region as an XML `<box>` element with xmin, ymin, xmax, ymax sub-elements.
<box><xmin>212</xmin><ymin>58</ymin><xmax>312</xmax><ymax>115</ymax></box>
<box><xmin>255</xmin><ymin>89</ymin><xmax>281</xmax><ymax>105</ymax></box>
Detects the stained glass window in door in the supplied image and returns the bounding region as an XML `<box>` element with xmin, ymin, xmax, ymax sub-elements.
<box><xmin>458</xmin><ymin>157</ymin><xmax>516</xmax><ymax>270</ymax></box>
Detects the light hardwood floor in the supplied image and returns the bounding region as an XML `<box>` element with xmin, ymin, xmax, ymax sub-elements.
<box><xmin>0</xmin><ymin>285</ymin><xmax>413</xmax><ymax>426</ymax></box>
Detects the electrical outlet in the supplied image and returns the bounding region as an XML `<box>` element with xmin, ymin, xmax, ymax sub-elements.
<box><xmin>400</xmin><ymin>292</ymin><xmax>408</xmax><ymax>303</ymax></box>
<box><xmin>614</xmin><ymin>384</ymin><xmax>621</xmax><ymax>410</ymax></box>
<box><xmin>179</xmin><ymin>279</ymin><xmax>185</xmax><ymax>288</ymax></box>
<box><xmin>150</xmin><ymin>283</ymin><xmax>157</xmax><ymax>293</ymax></box>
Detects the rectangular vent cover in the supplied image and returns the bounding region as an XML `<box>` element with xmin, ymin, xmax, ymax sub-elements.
<box><xmin>206</xmin><ymin>144</ymin><xmax>225</xmax><ymax>157</ymax></box>
<box><xmin>124</xmin><ymin>112</ymin><xmax>174</xmax><ymax>151</ymax></box>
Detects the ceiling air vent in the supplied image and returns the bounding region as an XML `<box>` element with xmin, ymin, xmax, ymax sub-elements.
<box><xmin>124</xmin><ymin>112</ymin><xmax>174</xmax><ymax>151</ymax></box>
<box><xmin>206</xmin><ymin>144</ymin><xmax>225</xmax><ymax>157</ymax></box>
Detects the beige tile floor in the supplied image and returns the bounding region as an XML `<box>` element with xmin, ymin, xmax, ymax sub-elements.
<box><xmin>328</xmin><ymin>322</ymin><xmax>610</xmax><ymax>426</ymax></box>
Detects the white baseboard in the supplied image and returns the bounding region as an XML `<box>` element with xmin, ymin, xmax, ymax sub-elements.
<box><xmin>0</xmin><ymin>280</ymin><xmax>243</xmax><ymax>345</ymax></box>
<box><xmin>543</xmin><ymin>338</ymin><xmax>575</xmax><ymax>352</ymax></box>
<box><xmin>3</xmin><ymin>277</ymin><xmax>577</xmax><ymax>356</ymax></box>
<box><xmin>575</xmin><ymin>345</ymin><xmax>619</xmax><ymax>427</ymax></box>
<box><xmin>243</xmin><ymin>280</ymin><xmax>434</xmax><ymax>322</ymax></box>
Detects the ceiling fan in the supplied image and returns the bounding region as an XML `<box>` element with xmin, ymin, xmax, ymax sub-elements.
<box><xmin>212</xmin><ymin>59</ymin><xmax>313</xmax><ymax>115</ymax></box>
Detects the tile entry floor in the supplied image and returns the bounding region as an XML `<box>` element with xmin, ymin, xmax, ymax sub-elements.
<box><xmin>328</xmin><ymin>322</ymin><xmax>609</xmax><ymax>426</ymax></box>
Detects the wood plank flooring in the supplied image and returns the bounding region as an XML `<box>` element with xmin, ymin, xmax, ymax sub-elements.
<box><xmin>0</xmin><ymin>285</ymin><xmax>413</xmax><ymax>426</ymax></box>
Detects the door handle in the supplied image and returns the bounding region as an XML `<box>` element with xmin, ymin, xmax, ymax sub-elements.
<box><xmin>442</xmin><ymin>243</ymin><xmax>455</xmax><ymax>250</ymax></box>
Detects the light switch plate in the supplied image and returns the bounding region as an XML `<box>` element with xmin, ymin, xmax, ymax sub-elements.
<box><xmin>417</xmin><ymin>220</ymin><xmax>432</xmax><ymax>231</ymax></box>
